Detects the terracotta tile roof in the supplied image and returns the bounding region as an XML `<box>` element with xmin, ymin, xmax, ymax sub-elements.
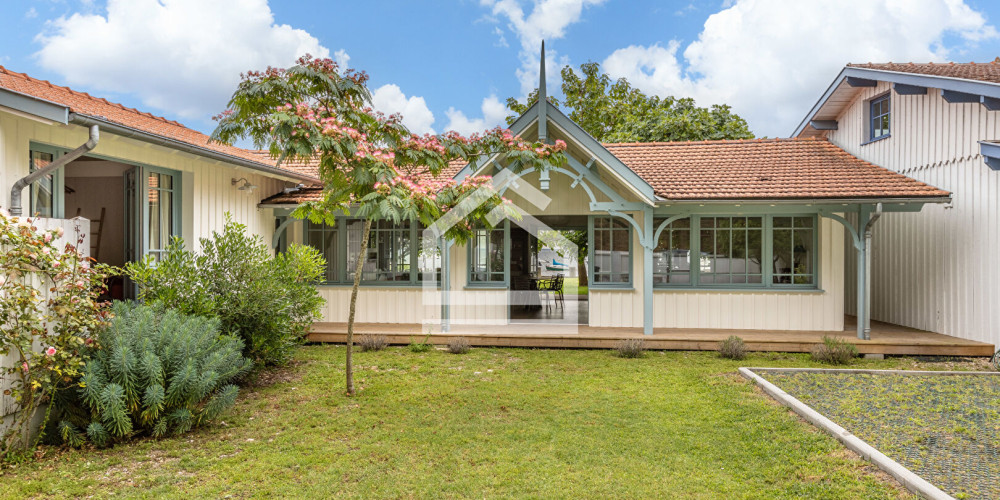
<box><xmin>847</xmin><ymin>59</ymin><xmax>1000</xmax><ymax>84</ymax></box>
<box><xmin>0</xmin><ymin>66</ymin><xmax>318</xmax><ymax>181</ymax></box>
<box><xmin>604</xmin><ymin>138</ymin><xmax>949</xmax><ymax>201</ymax></box>
<box><xmin>260</xmin><ymin>158</ymin><xmax>468</xmax><ymax>205</ymax></box>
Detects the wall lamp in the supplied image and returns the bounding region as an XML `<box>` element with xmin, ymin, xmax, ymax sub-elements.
<box><xmin>232</xmin><ymin>178</ymin><xmax>258</xmax><ymax>191</ymax></box>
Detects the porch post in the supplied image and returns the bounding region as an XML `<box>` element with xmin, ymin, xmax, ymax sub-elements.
<box><xmin>642</xmin><ymin>207</ymin><xmax>654</xmax><ymax>335</ymax></box>
<box><xmin>855</xmin><ymin>205</ymin><xmax>871</xmax><ymax>340</ymax></box>
<box><xmin>441</xmin><ymin>239</ymin><xmax>451</xmax><ymax>333</ymax></box>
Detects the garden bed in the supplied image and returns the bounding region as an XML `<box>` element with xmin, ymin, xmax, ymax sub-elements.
<box><xmin>756</xmin><ymin>368</ymin><xmax>1000</xmax><ymax>500</ymax></box>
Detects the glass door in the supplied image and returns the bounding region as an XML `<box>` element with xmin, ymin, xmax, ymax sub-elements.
<box><xmin>124</xmin><ymin>166</ymin><xmax>180</xmax><ymax>263</ymax></box>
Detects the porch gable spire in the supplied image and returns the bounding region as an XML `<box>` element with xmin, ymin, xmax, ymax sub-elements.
<box><xmin>538</xmin><ymin>40</ymin><xmax>547</xmax><ymax>144</ymax></box>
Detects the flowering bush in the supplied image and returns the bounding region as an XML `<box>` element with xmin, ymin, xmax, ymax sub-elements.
<box><xmin>0</xmin><ymin>212</ymin><xmax>113</xmax><ymax>460</ymax></box>
<box><xmin>126</xmin><ymin>215</ymin><xmax>325</xmax><ymax>366</ymax></box>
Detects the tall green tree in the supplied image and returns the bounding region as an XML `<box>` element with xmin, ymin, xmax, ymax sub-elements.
<box><xmin>213</xmin><ymin>56</ymin><xmax>567</xmax><ymax>396</ymax></box>
<box><xmin>506</xmin><ymin>62</ymin><xmax>754</xmax><ymax>142</ymax></box>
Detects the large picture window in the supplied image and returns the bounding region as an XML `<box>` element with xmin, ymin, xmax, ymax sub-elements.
<box><xmin>699</xmin><ymin>216</ymin><xmax>763</xmax><ymax>285</ymax></box>
<box><xmin>771</xmin><ymin>217</ymin><xmax>815</xmax><ymax>285</ymax></box>
<box><xmin>304</xmin><ymin>218</ymin><xmax>439</xmax><ymax>286</ymax></box>
<box><xmin>652</xmin><ymin>215</ymin><xmax>817</xmax><ymax>289</ymax></box>
<box><xmin>469</xmin><ymin>223</ymin><xmax>506</xmax><ymax>284</ymax></box>
<box><xmin>592</xmin><ymin>216</ymin><xmax>631</xmax><ymax>285</ymax></box>
<box><xmin>347</xmin><ymin>219</ymin><xmax>411</xmax><ymax>282</ymax></box>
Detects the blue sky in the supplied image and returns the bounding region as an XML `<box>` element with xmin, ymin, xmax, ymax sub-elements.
<box><xmin>2</xmin><ymin>0</ymin><xmax>999</xmax><ymax>138</ymax></box>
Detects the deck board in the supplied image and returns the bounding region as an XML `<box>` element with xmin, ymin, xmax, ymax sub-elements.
<box><xmin>309</xmin><ymin>317</ymin><xmax>995</xmax><ymax>356</ymax></box>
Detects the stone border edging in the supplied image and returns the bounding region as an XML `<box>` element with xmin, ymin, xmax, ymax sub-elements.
<box><xmin>738</xmin><ymin>367</ymin><xmax>955</xmax><ymax>500</ymax></box>
<box><xmin>745</xmin><ymin>367</ymin><xmax>998</xmax><ymax>376</ymax></box>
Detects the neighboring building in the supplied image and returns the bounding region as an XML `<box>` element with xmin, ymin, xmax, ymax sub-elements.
<box><xmin>794</xmin><ymin>60</ymin><xmax>1000</xmax><ymax>347</ymax></box>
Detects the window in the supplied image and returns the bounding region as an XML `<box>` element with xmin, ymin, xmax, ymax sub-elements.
<box><xmin>306</xmin><ymin>220</ymin><xmax>339</xmax><ymax>283</ymax></box>
<box><xmin>304</xmin><ymin>218</ymin><xmax>438</xmax><ymax>285</ymax></box>
<box><xmin>652</xmin><ymin>215</ymin><xmax>817</xmax><ymax>289</ymax></box>
<box><xmin>699</xmin><ymin>216</ymin><xmax>764</xmax><ymax>285</ymax></box>
<box><xmin>653</xmin><ymin>218</ymin><xmax>691</xmax><ymax>284</ymax></box>
<box><xmin>145</xmin><ymin>171</ymin><xmax>178</xmax><ymax>260</ymax></box>
<box><xmin>771</xmin><ymin>217</ymin><xmax>815</xmax><ymax>285</ymax></box>
<box><xmin>29</xmin><ymin>149</ymin><xmax>59</xmax><ymax>218</ymax></box>
<box><xmin>592</xmin><ymin>216</ymin><xmax>631</xmax><ymax>285</ymax></box>
<box><xmin>869</xmin><ymin>94</ymin><xmax>890</xmax><ymax>141</ymax></box>
<box><xmin>469</xmin><ymin>223</ymin><xmax>506</xmax><ymax>284</ymax></box>
<box><xmin>347</xmin><ymin>219</ymin><xmax>411</xmax><ymax>282</ymax></box>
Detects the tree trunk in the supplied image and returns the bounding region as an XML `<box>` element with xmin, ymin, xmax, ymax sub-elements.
<box><xmin>345</xmin><ymin>218</ymin><xmax>372</xmax><ymax>396</ymax></box>
<box><xmin>577</xmin><ymin>249</ymin><xmax>588</xmax><ymax>287</ymax></box>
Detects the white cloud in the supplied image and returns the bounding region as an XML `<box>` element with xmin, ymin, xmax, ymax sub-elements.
<box><xmin>371</xmin><ymin>84</ymin><xmax>436</xmax><ymax>135</ymax></box>
<box><xmin>25</xmin><ymin>7</ymin><xmax>38</xmax><ymax>19</ymax></box>
<box><xmin>34</xmin><ymin>0</ymin><xmax>331</xmax><ymax>121</ymax></box>
<box><xmin>481</xmin><ymin>0</ymin><xmax>606</xmax><ymax>95</ymax></box>
<box><xmin>443</xmin><ymin>96</ymin><xmax>508</xmax><ymax>135</ymax></box>
<box><xmin>602</xmin><ymin>0</ymin><xmax>997</xmax><ymax>137</ymax></box>
<box><xmin>333</xmin><ymin>49</ymin><xmax>351</xmax><ymax>69</ymax></box>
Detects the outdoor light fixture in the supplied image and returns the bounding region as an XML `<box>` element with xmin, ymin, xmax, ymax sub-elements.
<box><xmin>231</xmin><ymin>177</ymin><xmax>258</xmax><ymax>191</ymax></box>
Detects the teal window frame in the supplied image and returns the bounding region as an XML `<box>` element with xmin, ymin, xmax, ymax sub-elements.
<box><xmin>588</xmin><ymin>215</ymin><xmax>633</xmax><ymax>288</ymax></box>
<box><xmin>653</xmin><ymin>214</ymin><xmax>819</xmax><ymax>290</ymax></box>
<box><xmin>141</xmin><ymin>166</ymin><xmax>182</xmax><ymax>261</ymax></box>
<box><xmin>466</xmin><ymin>220</ymin><xmax>510</xmax><ymax>288</ymax></box>
<box><xmin>27</xmin><ymin>142</ymin><xmax>67</xmax><ymax>218</ymax></box>
<box><xmin>303</xmin><ymin>217</ymin><xmax>439</xmax><ymax>287</ymax></box>
<box><xmin>869</xmin><ymin>93</ymin><xmax>890</xmax><ymax>142</ymax></box>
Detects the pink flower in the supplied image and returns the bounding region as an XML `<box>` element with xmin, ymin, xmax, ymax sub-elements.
<box><xmin>45</xmin><ymin>347</ymin><xmax>56</xmax><ymax>356</ymax></box>
<box><xmin>44</xmin><ymin>233</ymin><xmax>52</xmax><ymax>243</ymax></box>
<box><xmin>21</xmin><ymin>362</ymin><xmax>28</xmax><ymax>372</ymax></box>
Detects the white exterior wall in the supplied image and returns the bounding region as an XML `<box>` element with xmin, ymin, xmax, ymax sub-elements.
<box><xmin>828</xmin><ymin>81</ymin><xmax>1000</xmax><ymax>345</ymax></box>
<box><xmin>0</xmin><ymin>112</ymin><xmax>285</xmax><ymax>246</ymax></box>
<box><xmin>590</xmin><ymin>216</ymin><xmax>845</xmax><ymax>331</ymax></box>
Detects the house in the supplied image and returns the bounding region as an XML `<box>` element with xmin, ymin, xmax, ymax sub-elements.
<box><xmin>0</xmin><ymin>55</ymin><xmax>989</xmax><ymax>354</ymax></box>
<box><xmin>794</xmin><ymin>60</ymin><xmax>1000</xmax><ymax>348</ymax></box>
<box><xmin>262</xmin><ymin>53</ymin><xmax>953</xmax><ymax>343</ymax></box>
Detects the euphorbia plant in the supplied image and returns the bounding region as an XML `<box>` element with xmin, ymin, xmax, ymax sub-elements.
<box><xmin>213</xmin><ymin>55</ymin><xmax>567</xmax><ymax>395</ymax></box>
<box><xmin>0</xmin><ymin>212</ymin><xmax>113</xmax><ymax>459</ymax></box>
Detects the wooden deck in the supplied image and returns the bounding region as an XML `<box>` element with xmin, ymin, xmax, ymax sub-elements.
<box><xmin>309</xmin><ymin>317</ymin><xmax>995</xmax><ymax>357</ymax></box>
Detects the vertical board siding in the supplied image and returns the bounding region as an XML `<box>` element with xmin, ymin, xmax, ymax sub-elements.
<box><xmin>829</xmin><ymin>83</ymin><xmax>1000</xmax><ymax>346</ymax></box>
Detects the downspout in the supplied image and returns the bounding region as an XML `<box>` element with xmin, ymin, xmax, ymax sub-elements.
<box><xmin>9</xmin><ymin>124</ymin><xmax>99</xmax><ymax>216</ymax></box>
<box><xmin>862</xmin><ymin>202</ymin><xmax>883</xmax><ymax>340</ymax></box>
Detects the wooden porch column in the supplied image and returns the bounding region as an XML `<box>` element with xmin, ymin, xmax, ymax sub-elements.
<box><xmin>642</xmin><ymin>207</ymin><xmax>654</xmax><ymax>335</ymax></box>
<box><xmin>441</xmin><ymin>239</ymin><xmax>451</xmax><ymax>333</ymax></box>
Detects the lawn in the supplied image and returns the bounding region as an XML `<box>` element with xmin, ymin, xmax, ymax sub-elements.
<box><xmin>3</xmin><ymin>347</ymin><xmax>976</xmax><ymax>499</ymax></box>
<box><xmin>562</xmin><ymin>276</ymin><xmax>587</xmax><ymax>296</ymax></box>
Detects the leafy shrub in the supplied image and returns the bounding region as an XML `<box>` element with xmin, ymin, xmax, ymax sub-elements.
<box><xmin>447</xmin><ymin>337</ymin><xmax>471</xmax><ymax>354</ymax></box>
<box><xmin>615</xmin><ymin>338</ymin><xmax>645</xmax><ymax>358</ymax></box>
<box><xmin>358</xmin><ymin>334</ymin><xmax>388</xmax><ymax>352</ymax></box>
<box><xmin>0</xmin><ymin>213</ymin><xmax>114</xmax><ymax>460</ymax></box>
<box><xmin>811</xmin><ymin>336</ymin><xmax>858</xmax><ymax>365</ymax></box>
<box><xmin>127</xmin><ymin>215</ymin><xmax>325</xmax><ymax>366</ymax></box>
<box><xmin>409</xmin><ymin>341</ymin><xmax>433</xmax><ymax>353</ymax></box>
<box><xmin>55</xmin><ymin>302</ymin><xmax>251</xmax><ymax>447</ymax></box>
<box><xmin>718</xmin><ymin>335</ymin><xmax>747</xmax><ymax>360</ymax></box>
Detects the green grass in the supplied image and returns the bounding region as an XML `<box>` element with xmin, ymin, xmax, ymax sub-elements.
<box><xmin>562</xmin><ymin>276</ymin><xmax>587</xmax><ymax>296</ymax></box>
<box><xmin>1</xmin><ymin>347</ymin><xmax>952</xmax><ymax>499</ymax></box>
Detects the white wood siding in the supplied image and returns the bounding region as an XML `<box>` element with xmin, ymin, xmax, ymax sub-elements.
<box><xmin>829</xmin><ymin>82</ymin><xmax>1000</xmax><ymax>345</ymax></box>
<box><xmin>0</xmin><ymin>113</ymin><xmax>285</xmax><ymax>246</ymax></box>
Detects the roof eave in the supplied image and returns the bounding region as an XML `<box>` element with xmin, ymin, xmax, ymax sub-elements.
<box><xmin>655</xmin><ymin>195</ymin><xmax>953</xmax><ymax>205</ymax></box>
<box><xmin>791</xmin><ymin>66</ymin><xmax>1000</xmax><ymax>138</ymax></box>
<box><xmin>0</xmin><ymin>87</ymin><xmax>69</xmax><ymax>124</ymax></box>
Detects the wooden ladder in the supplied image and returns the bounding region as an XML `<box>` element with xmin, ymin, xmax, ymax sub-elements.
<box><xmin>76</xmin><ymin>207</ymin><xmax>106</xmax><ymax>260</ymax></box>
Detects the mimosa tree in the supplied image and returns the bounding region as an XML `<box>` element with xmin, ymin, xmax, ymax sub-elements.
<box><xmin>212</xmin><ymin>56</ymin><xmax>566</xmax><ymax>395</ymax></box>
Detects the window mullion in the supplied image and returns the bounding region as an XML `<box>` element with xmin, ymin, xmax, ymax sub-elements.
<box><xmin>763</xmin><ymin>215</ymin><xmax>773</xmax><ymax>288</ymax></box>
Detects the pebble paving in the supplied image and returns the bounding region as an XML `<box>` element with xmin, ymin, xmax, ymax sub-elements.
<box><xmin>762</xmin><ymin>371</ymin><xmax>1000</xmax><ymax>500</ymax></box>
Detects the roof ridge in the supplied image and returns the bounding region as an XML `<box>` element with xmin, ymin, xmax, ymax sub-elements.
<box><xmin>602</xmin><ymin>137</ymin><xmax>824</xmax><ymax>147</ymax></box>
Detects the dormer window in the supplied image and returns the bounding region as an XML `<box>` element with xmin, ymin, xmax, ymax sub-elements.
<box><xmin>869</xmin><ymin>94</ymin><xmax>890</xmax><ymax>141</ymax></box>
